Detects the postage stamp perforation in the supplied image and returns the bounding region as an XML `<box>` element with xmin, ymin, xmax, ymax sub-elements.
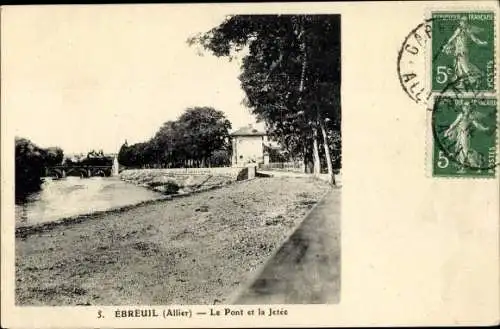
<box><xmin>421</xmin><ymin>7</ymin><xmax>499</xmax><ymax>178</ymax></box>
<box><xmin>431</xmin><ymin>9</ymin><xmax>496</xmax><ymax>93</ymax></box>
<box><xmin>431</xmin><ymin>91</ymin><xmax>498</xmax><ymax>178</ymax></box>
<box><xmin>427</xmin><ymin>95</ymin><xmax>499</xmax><ymax>179</ymax></box>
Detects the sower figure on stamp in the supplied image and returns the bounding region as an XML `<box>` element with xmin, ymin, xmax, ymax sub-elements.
<box><xmin>442</xmin><ymin>16</ymin><xmax>488</xmax><ymax>89</ymax></box>
<box><xmin>444</xmin><ymin>101</ymin><xmax>489</xmax><ymax>172</ymax></box>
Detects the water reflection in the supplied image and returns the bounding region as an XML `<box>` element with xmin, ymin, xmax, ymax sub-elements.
<box><xmin>15</xmin><ymin>176</ymin><xmax>163</xmax><ymax>227</ymax></box>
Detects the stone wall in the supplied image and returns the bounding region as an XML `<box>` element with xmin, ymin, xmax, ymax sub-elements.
<box><xmin>119</xmin><ymin>167</ymin><xmax>256</xmax><ymax>194</ymax></box>
<box><xmin>120</xmin><ymin>167</ymin><xmax>246</xmax><ymax>181</ymax></box>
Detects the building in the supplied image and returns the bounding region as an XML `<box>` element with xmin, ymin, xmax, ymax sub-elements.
<box><xmin>230</xmin><ymin>124</ymin><xmax>270</xmax><ymax>166</ymax></box>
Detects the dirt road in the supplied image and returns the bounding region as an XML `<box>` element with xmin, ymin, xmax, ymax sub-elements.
<box><xmin>16</xmin><ymin>177</ymin><xmax>331</xmax><ymax>305</ymax></box>
<box><xmin>233</xmin><ymin>188</ymin><xmax>341</xmax><ymax>304</ymax></box>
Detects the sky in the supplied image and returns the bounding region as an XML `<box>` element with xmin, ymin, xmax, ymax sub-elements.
<box><xmin>3</xmin><ymin>5</ymin><xmax>262</xmax><ymax>154</ymax></box>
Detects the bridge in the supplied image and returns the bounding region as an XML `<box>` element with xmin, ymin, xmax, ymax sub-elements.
<box><xmin>44</xmin><ymin>165</ymin><xmax>123</xmax><ymax>178</ymax></box>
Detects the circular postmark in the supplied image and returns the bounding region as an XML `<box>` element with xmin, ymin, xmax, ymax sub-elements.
<box><xmin>399</xmin><ymin>13</ymin><xmax>496</xmax><ymax>107</ymax></box>
<box><xmin>397</xmin><ymin>19</ymin><xmax>433</xmax><ymax>105</ymax></box>
<box><xmin>431</xmin><ymin>77</ymin><xmax>498</xmax><ymax>172</ymax></box>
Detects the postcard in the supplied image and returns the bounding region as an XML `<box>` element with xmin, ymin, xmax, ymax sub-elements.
<box><xmin>1</xmin><ymin>1</ymin><xmax>499</xmax><ymax>327</ymax></box>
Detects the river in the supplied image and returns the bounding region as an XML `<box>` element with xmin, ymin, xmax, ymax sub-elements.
<box><xmin>15</xmin><ymin>176</ymin><xmax>164</xmax><ymax>228</ymax></box>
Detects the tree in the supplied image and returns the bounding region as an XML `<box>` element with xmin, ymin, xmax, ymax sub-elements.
<box><xmin>152</xmin><ymin>121</ymin><xmax>178</xmax><ymax>167</ymax></box>
<box><xmin>189</xmin><ymin>14</ymin><xmax>341</xmax><ymax>184</ymax></box>
<box><xmin>208</xmin><ymin>148</ymin><xmax>232</xmax><ymax>167</ymax></box>
<box><xmin>118</xmin><ymin>107</ymin><xmax>232</xmax><ymax>168</ymax></box>
<box><xmin>118</xmin><ymin>142</ymin><xmax>131</xmax><ymax>167</ymax></box>
<box><xmin>176</xmin><ymin>107</ymin><xmax>232</xmax><ymax>166</ymax></box>
<box><xmin>15</xmin><ymin>137</ymin><xmax>64</xmax><ymax>201</ymax></box>
<box><xmin>44</xmin><ymin>147</ymin><xmax>64</xmax><ymax>166</ymax></box>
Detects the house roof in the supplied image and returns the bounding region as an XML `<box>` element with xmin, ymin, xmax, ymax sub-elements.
<box><xmin>230</xmin><ymin>125</ymin><xmax>267</xmax><ymax>136</ymax></box>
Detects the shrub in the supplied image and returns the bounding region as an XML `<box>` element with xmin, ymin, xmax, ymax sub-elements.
<box><xmin>148</xmin><ymin>181</ymin><xmax>180</xmax><ymax>195</ymax></box>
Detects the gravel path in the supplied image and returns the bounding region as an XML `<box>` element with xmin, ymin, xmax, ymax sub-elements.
<box><xmin>234</xmin><ymin>188</ymin><xmax>341</xmax><ymax>304</ymax></box>
<box><xmin>16</xmin><ymin>177</ymin><xmax>331</xmax><ymax>306</ymax></box>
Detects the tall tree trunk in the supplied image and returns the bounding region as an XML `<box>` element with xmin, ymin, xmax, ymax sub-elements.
<box><xmin>297</xmin><ymin>19</ymin><xmax>314</xmax><ymax>174</ymax></box>
<box><xmin>312</xmin><ymin>127</ymin><xmax>321</xmax><ymax>176</ymax></box>
<box><xmin>303</xmin><ymin>145</ymin><xmax>309</xmax><ymax>173</ymax></box>
<box><xmin>319</xmin><ymin>118</ymin><xmax>335</xmax><ymax>185</ymax></box>
<box><xmin>297</xmin><ymin>23</ymin><xmax>308</xmax><ymax>105</ymax></box>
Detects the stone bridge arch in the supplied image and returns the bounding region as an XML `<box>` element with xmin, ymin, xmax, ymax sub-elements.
<box><xmin>91</xmin><ymin>167</ymin><xmax>112</xmax><ymax>177</ymax></box>
<box><xmin>46</xmin><ymin>167</ymin><xmax>65</xmax><ymax>179</ymax></box>
<box><xmin>45</xmin><ymin>165</ymin><xmax>116</xmax><ymax>178</ymax></box>
<box><xmin>65</xmin><ymin>167</ymin><xmax>90</xmax><ymax>178</ymax></box>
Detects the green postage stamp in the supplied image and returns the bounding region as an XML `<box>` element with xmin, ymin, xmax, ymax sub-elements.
<box><xmin>431</xmin><ymin>11</ymin><xmax>495</xmax><ymax>92</ymax></box>
<box><xmin>429</xmin><ymin>10</ymin><xmax>498</xmax><ymax>178</ymax></box>
<box><xmin>431</xmin><ymin>96</ymin><xmax>497</xmax><ymax>177</ymax></box>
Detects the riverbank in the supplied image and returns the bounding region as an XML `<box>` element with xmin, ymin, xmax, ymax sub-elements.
<box><xmin>16</xmin><ymin>176</ymin><xmax>332</xmax><ymax>305</ymax></box>
<box><xmin>15</xmin><ymin>177</ymin><xmax>165</xmax><ymax>228</ymax></box>
<box><xmin>119</xmin><ymin>167</ymin><xmax>250</xmax><ymax>194</ymax></box>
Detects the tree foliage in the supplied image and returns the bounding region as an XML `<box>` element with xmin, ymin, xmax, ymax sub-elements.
<box><xmin>118</xmin><ymin>107</ymin><xmax>232</xmax><ymax>168</ymax></box>
<box><xmin>189</xmin><ymin>15</ymin><xmax>341</xmax><ymax>176</ymax></box>
<box><xmin>78</xmin><ymin>150</ymin><xmax>114</xmax><ymax>166</ymax></box>
<box><xmin>15</xmin><ymin>137</ymin><xmax>64</xmax><ymax>201</ymax></box>
<box><xmin>44</xmin><ymin>146</ymin><xmax>65</xmax><ymax>167</ymax></box>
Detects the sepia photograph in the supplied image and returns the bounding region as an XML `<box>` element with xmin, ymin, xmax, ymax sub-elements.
<box><xmin>2</xmin><ymin>2</ymin><xmax>499</xmax><ymax>328</ymax></box>
<box><xmin>12</xmin><ymin>10</ymin><xmax>342</xmax><ymax>306</ymax></box>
